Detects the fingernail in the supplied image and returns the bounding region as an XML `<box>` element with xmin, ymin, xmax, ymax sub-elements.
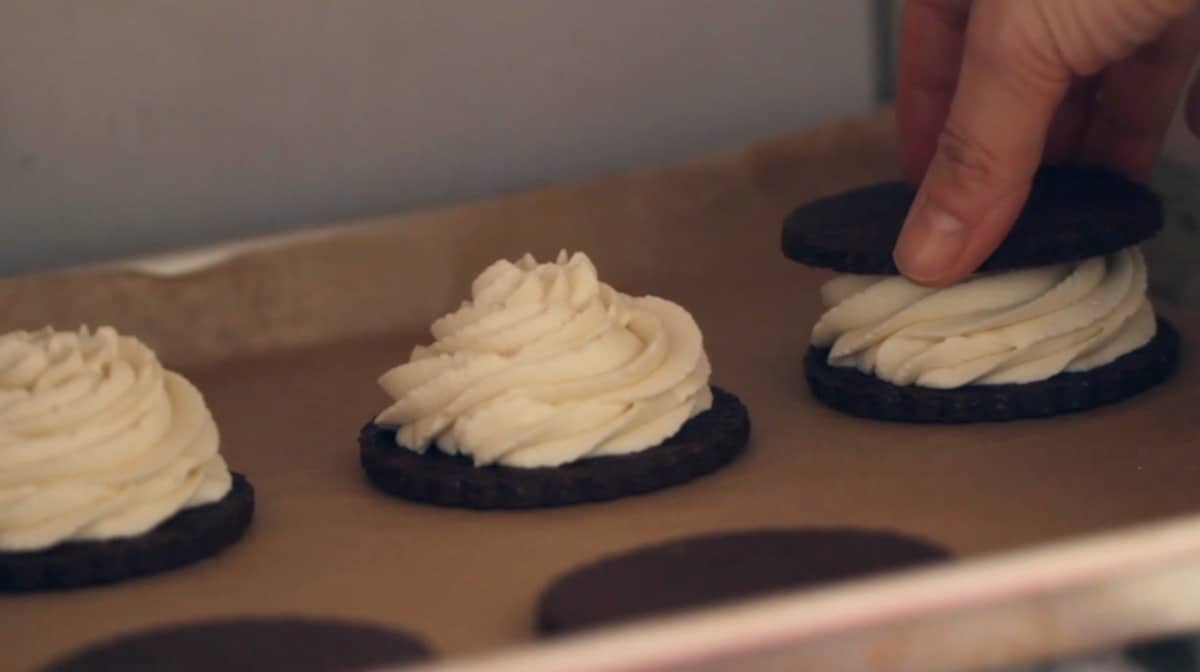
<box><xmin>894</xmin><ymin>201</ymin><xmax>968</xmax><ymax>284</ymax></box>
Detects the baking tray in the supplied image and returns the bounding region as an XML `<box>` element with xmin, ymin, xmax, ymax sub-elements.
<box><xmin>4</xmin><ymin>111</ymin><xmax>1200</xmax><ymax>672</ymax></box>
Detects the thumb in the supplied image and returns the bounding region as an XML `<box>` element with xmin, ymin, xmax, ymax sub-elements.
<box><xmin>893</xmin><ymin>0</ymin><xmax>1068</xmax><ymax>285</ymax></box>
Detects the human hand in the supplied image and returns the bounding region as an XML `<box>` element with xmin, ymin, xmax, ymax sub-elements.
<box><xmin>893</xmin><ymin>0</ymin><xmax>1200</xmax><ymax>285</ymax></box>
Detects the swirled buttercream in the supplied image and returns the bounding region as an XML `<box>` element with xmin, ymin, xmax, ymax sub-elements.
<box><xmin>811</xmin><ymin>247</ymin><xmax>1156</xmax><ymax>388</ymax></box>
<box><xmin>0</xmin><ymin>327</ymin><xmax>231</xmax><ymax>552</ymax></box>
<box><xmin>376</xmin><ymin>251</ymin><xmax>713</xmax><ymax>468</ymax></box>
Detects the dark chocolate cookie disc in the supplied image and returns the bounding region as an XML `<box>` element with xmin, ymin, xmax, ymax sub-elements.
<box><xmin>2</xmin><ymin>473</ymin><xmax>255</xmax><ymax>592</ymax></box>
<box><xmin>360</xmin><ymin>386</ymin><xmax>750</xmax><ymax>510</ymax></box>
<box><xmin>805</xmin><ymin>317</ymin><xmax>1180</xmax><ymax>423</ymax></box>
<box><xmin>781</xmin><ymin>165</ymin><xmax>1162</xmax><ymax>275</ymax></box>
<box><xmin>537</xmin><ymin>528</ymin><xmax>950</xmax><ymax>635</ymax></box>
<box><xmin>42</xmin><ymin>617</ymin><xmax>433</xmax><ymax>672</ymax></box>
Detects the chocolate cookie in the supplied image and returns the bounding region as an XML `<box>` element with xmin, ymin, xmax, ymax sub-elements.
<box><xmin>805</xmin><ymin>317</ymin><xmax>1180</xmax><ymax>423</ymax></box>
<box><xmin>42</xmin><ymin>617</ymin><xmax>433</xmax><ymax>672</ymax></box>
<box><xmin>537</xmin><ymin>528</ymin><xmax>951</xmax><ymax>635</ymax></box>
<box><xmin>781</xmin><ymin>165</ymin><xmax>1162</xmax><ymax>275</ymax></box>
<box><xmin>1</xmin><ymin>473</ymin><xmax>255</xmax><ymax>592</ymax></box>
<box><xmin>360</xmin><ymin>386</ymin><xmax>750</xmax><ymax>510</ymax></box>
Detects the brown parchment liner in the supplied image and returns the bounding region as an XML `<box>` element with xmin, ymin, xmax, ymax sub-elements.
<box><xmin>3</xmin><ymin>110</ymin><xmax>1198</xmax><ymax>671</ymax></box>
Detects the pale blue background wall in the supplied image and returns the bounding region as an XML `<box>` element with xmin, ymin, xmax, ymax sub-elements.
<box><xmin>0</xmin><ymin>1</ymin><xmax>879</xmax><ymax>274</ymax></box>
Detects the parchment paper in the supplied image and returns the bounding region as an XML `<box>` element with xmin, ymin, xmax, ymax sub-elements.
<box><xmin>3</xmin><ymin>110</ymin><xmax>1198</xmax><ymax>671</ymax></box>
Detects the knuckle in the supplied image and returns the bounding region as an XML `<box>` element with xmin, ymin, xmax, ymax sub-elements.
<box><xmin>968</xmin><ymin>1</ymin><xmax>1073</xmax><ymax>86</ymax></box>
<box><xmin>1026</xmin><ymin>0</ymin><xmax>1198</xmax><ymax>73</ymax></box>
<box><xmin>1000</xmin><ymin>5</ymin><xmax>1075</xmax><ymax>82</ymax></box>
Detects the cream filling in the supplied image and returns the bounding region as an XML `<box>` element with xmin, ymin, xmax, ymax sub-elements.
<box><xmin>376</xmin><ymin>251</ymin><xmax>713</xmax><ymax>468</ymax></box>
<box><xmin>811</xmin><ymin>247</ymin><xmax>1156</xmax><ymax>388</ymax></box>
<box><xmin>0</xmin><ymin>327</ymin><xmax>231</xmax><ymax>552</ymax></box>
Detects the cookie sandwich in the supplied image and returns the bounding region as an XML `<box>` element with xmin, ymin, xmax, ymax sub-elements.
<box><xmin>1</xmin><ymin>327</ymin><xmax>254</xmax><ymax>591</ymax></box>
<box><xmin>360</xmin><ymin>251</ymin><xmax>750</xmax><ymax>508</ymax></box>
<box><xmin>781</xmin><ymin>166</ymin><xmax>1180</xmax><ymax>422</ymax></box>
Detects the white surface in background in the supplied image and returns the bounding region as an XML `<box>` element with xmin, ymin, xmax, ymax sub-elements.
<box><xmin>0</xmin><ymin>0</ymin><xmax>875</xmax><ymax>274</ymax></box>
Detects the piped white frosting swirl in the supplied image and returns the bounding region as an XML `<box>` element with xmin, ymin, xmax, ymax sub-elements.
<box><xmin>811</xmin><ymin>247</ymin><xmax>1156</xmax><ymax>388</ymax></box>
<box><xmin>376</xmin><ymin>251</ymin><xmax>713</xmax><ymax>468</ymax></box>
<box><xmin>0</xmin><ymin>327</ymin><xmax>231</xmax><ymax>552</ymax></box>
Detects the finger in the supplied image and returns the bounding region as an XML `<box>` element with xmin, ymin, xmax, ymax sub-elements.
<box><xmin>1080</xmin><ymin>7</ymin><xmax>1200</xmax><ymax>177</ymax></box>
<box><xmin>896</xmin><ymin>0</ymin><xmax>972</xmax><ymax>183</ymax></box>
<box><xmin>1043</xmin><ymin>77</ymin><xmax>1099</xmax><ymax>163</ymax></box>
<box><xmin>1190</xmin><ymin>70</ymin><xmax>1200</xmax><ymax>136</ymax></box>
<box><xmin>894</xmin><ymin>0</ymin><xmax>1069</xmax><ymax>286</ymax></box>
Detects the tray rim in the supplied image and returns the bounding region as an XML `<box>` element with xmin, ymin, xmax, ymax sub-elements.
<box><xmin>399</xmin><ymin>510</ymin><xmax>1200</xmax><ymax>672</ymax></box>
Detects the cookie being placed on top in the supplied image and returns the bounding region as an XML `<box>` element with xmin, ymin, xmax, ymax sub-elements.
<box><xmin>781</xmin><ymin>165</ymin><xmax>1163</xmax><ymax>275</ymax></box>
<box><xmin>1</xmin><ymin>327</ymin><xmax>254</xmax><ymax>592</ymax></box>
<box><xmin>780</xmin><ymin>166</ymin><xmax>1180</xmax><ymax>423</ymax></box>
<box><xmin>43</xmin><ymin>617</ymin><xmax>433</xmax><ymax>672</ymax></box>
<box><xmin>537</xmin><ymin>528</ymin><xmax>950</xmax><ymax>635</ymax></box>
<box><xmin>360</xmin><ymin>251</ymin><xmax>750</xmax><ymax>509</ymax></box>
